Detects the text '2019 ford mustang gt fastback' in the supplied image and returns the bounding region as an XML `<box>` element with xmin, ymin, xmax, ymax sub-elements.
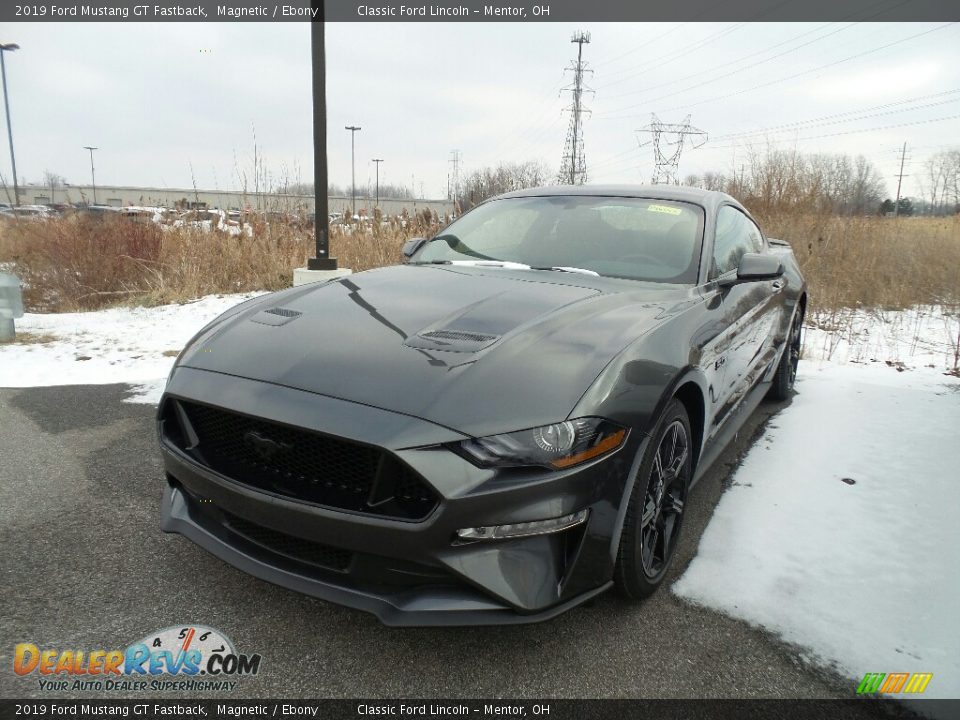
<box><xmin>158</xmin><ymin>185</ymin><xmax>806</xmax><ymax>626</ymax></box>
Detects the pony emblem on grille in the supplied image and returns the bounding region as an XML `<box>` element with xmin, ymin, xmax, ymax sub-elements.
<box><xmin>243</xmin><ymin>430</ymin><xmax>292</xmax><ymax>461</ymax></box>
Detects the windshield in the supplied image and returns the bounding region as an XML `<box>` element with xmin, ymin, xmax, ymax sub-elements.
<box><xmin>415</xmin><ymin>195</ymin><xmax>704</xmax><ymax>283</ymax></box>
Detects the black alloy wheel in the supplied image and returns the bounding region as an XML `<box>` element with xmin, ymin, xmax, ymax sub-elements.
<box><xmin>614</xmin><ymin>399</ymin><xmax>692</xmax><ymax>599</ymax></box>
<box><xmin>769</xmin><ymin>306</ymin><xmax>804</xmax><ymax>401</ymax></box>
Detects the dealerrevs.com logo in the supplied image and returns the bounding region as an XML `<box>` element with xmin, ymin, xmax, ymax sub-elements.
<box><xmin>13</xmin><ymin>625</ymin><xmax>262</xmax><ymax>692</ymax></box>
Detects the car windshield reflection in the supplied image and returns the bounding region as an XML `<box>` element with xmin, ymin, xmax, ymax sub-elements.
<box><xmin>414</xmin><ymin>195</ymin><xmax>705</xmax><ymax>284</ymax></box>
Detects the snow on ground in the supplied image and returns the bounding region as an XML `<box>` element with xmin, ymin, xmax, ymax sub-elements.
<box><xmin>674</xmin><ymin>307</ymin><xmax>960</xmax><ymax>704</ymax></box>
<box><xmin>0</xmin><ymin>293</ymin><xmax>264</xmax><ymax>402</ymax></box>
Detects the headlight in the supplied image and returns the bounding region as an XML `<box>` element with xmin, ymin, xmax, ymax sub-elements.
<box><xmin>453</xmin><ymin>418</ymin><xmax>628</xmax><ymax>469</ymax></box>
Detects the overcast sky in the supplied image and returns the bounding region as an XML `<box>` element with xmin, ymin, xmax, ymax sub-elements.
<box><xmin>4</xmin><ymin>21</ymin><xmax>959</xmax><ymax>199</ymax></box>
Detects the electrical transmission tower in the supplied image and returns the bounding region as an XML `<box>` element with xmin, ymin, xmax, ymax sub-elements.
<box><xmin>637</xmin><ymin>114</ymin><xmax>708</xmax><ymax>185</ymax></box>
<box><xmin>558</xmin><ymin>31</ymin><xmax>593</xmax><ymax>185</ymax></box>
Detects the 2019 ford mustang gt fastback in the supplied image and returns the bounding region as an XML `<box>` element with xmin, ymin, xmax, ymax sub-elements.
<box><xmin>158</xmin><ymin>185</ymin><xmax>806</xmax><ymax>626</ymax></box>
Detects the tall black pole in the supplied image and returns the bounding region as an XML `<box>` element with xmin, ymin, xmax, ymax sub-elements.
<box><xmin>0</xmin><ymin>44</ymin><xmax>20</xmax><ymax>208</ymax></box>
<box><xmin>345</xmin><ymin>125</ymin><xmax>360</xmax><ymax>219</ymax></box>
<box><xmin>372</xmin><ymin>158</ymin><xmax>383</xmax><ymax>209</ymax></box>
<box><xmin>84</xmin><ymin>146</ymin><xmax>98</xmax><ymax>204</ymax></box>
<box><xmin>894</xmin><ymin>141</ymin><xmax>907</xmax><ymax>218</ymax></box>
<box><xmin>308</xmin><ymin>1</ymin><xmax>337</xmax><ymax>270</ymax></box>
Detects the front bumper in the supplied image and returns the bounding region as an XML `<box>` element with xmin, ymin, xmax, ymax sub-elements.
<box><xmin>159</xmin><ymin>367</ymin><xmax>638</xmax><ymax>626</ymax></box>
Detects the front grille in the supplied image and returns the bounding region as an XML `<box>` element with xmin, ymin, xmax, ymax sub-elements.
<box><xmin>162</xmin><ymin>400</ymin><xmax>438</xmax><ymax>520</ymax></box>
<box><xmin>224</xmin><ymin>513</ymin><xmax>352</xmax><ymax>572</ymax></box>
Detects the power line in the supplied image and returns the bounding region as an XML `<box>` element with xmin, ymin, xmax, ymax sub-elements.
<box><xmin>598</xmin><ymin>21</ymin><xmax>858</xmax><ymax>112</ymax></box>
<box><xmin>594</xmin><ymin>0</ymin><xmax>913</xmax><ymax>118</ymax></box>
<box><xmin>605</xmin><ymin>21</ymin><xmax>847</xmax><ymax>103</ymax></box>
<box><xmin>482</xmin><ymin>79</ymin><xmax>565</xmax><ymax>164</ymax></box>
<box><xmin>634</xmin><ymin>22</ymin><xmax>958</xmax><ymax>119</ymax></box>
<box><xmin>595</xmin><ymin>23</ymin><xmax>747</xmax><ymax>90</ymax></box>
<box><xmin>590</xmin><ymin>23</ymin><xmax>686</xmax><ymax>69</ymax></box>
<box><xmin>709</xmin><ymin>91</ymin><xmax>960</xmax><ymax>142</ymax></box>
<box><xmin>704</xmin><ymin>112</ymin><xmax>960</xmax><ymax>150</ymax></box>
<box><xmin>590</xmin><ymin>113</ymin><xmax>958</xmax><ymax>182</ymax></box>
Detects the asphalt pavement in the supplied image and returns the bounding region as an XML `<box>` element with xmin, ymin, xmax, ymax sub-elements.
<box><xmin>0</xmin><ymin>384</ymin><xmax>855</xmax><ymax>700</ymax></box>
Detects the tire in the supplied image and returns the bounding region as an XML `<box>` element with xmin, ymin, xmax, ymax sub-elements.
<box><xmin>767</xmin><ymin>305</ymin><xmax>804</xmax><ymax>402</ymax></box>
<box><xmin>614</xmin><ymin>398</ymin><xmax>692</xmax><ymax>600</ymax></box>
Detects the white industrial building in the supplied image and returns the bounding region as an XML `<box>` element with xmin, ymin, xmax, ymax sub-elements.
<box><xmin>13</xmin><ymin>183</ymin><xmax>454</xmax><ymax>218</ymax></box>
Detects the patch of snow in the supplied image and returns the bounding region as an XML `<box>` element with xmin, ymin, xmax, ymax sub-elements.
<box><xmin>674</xmin><ymin>314</ymin><xmax>960</xmax><ymax>704</ymax></box>
<box><xmin>804</xmin><ymin>305</ymin><xmax>960</xmax><ymax>373</ymax></box>
<box><xmin>123</xmin><ymin>377</ymin><xmax>170</xmax><ymax>405</ymax></box>
<box><xmin>0</xmin><ymin>293</ymin><xmax>265</xmax><ymax>395</ymax></box>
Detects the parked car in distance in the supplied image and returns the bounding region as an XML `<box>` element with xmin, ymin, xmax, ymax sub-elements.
<box><xmin>120</xmin><ymin>206</ymin><xmax>170</xmax><ymax>224</ymax></box>
<box><xmin>158</xmin><ymin>185</ymin><xmax>806</xmax><ymax>626</ymax></box>
<box><xmin>0</xmin><ymin>205</ymin><xmax>53</xmax><ymax>221</ymax></box>
<box><xmin>75</xmin><ymin>204</ymin><xmax>123</xmax><ymax>220</ymax></box>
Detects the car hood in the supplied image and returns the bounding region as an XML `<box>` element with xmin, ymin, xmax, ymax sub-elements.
<box><xmin>179</xmin><ymin>265</ymin><xmax>689</xmax><ymax>438</ymax></box>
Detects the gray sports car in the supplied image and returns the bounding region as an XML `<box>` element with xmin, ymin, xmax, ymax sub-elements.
<box><xmin>158</xmin><ymin>185</ymin><xmax>806</xmax><ymax>626</ymax></box>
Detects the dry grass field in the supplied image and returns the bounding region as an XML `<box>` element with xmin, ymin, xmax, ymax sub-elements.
<box><xmin>1</xmin><ymin>211</ymin><xmax>957</xmax><ymax>317</ymax></box>
<box><xmin>758</xmin><ymin>212</ymin><xmax>960</xmax><ymax>313</ymax></box>
<box><xmin>0</xmin><ymin>215</ymin><xmax>439</xmax><ymax>312</ymax></box>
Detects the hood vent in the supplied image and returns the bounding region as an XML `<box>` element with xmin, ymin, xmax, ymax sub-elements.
<box><xmin>421</xmin><ymin>330</ymin><xmax>498</xmax><ymax>344</ymax></box>
<box><xmin>250</xmin><ymin>307</ymin><xmax>302</xmax><ymax>326</ymax></box>
<box><xmin>405</xmin><ymin>328</ymin><xmax>501</xmax><ymax>353</ymax></box>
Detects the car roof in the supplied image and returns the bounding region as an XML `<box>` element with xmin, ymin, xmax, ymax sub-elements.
<box><xmin>492</xmin><ymin>184</ymin><xmax>747</xmax><ymax>215</ymax></box>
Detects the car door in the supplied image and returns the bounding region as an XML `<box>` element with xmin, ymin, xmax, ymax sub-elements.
<box><xmin>707</xmin><ymin>206</ymin><xmax>782</xmax><ymax>431</ymax></box>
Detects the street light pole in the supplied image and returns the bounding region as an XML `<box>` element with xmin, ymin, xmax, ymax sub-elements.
<box><xmin>307</xmin><ymin>1</ymin><xmax>337</xmax><ymax>270</ymax></box>
<box><xmin>0</xmin><ymin>43</ymin><xmax>21</xmax><ymax>208</ymax></box>
<box><xmin>372</xmin><ymin>158</ymin><xmax>383</xmax><ymax>209</ymax></box>
<box><xmin>345</xmin><ymin>125</ymin><xmax>360</xmax><ymax>220</ymax></box>
<box><xmin>83</xmin><ymin>146</ymin><xmax>98</xmax><ymax>204</ymax></box>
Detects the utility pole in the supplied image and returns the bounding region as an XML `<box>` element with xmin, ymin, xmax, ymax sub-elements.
<box><xmin>636</xmin><ymin>114</ymin><xmax>708</xmax><ymax>185</ymax></box>
<box><xmin>558</xmin><ymin>32</ymin><xmax>593</xmax><ymax>185</ymax></box>
<box><xmin>371</xmin><ymin>158</ymin><xmax>383</xmax><ymax>208</ymax></box>
<box><xmin>894</xmin><ymin>141</ymin><xmax>908</xmax><ymax>217</ymax></box>
<box><xmin>345</xmin><ymin>125</ymin><xmax>361</xmax><ymax>220</ymax></box>
<box><xmin>449</xmin><ymin>149</ymin><xmax>461</xmax><ymax>211</ymax></box>
<box><xmin>83</xmin><ymin>146</ymin><xmax>98</xmax><ymax>204</ymax></box>
<box><xmin>1</xmin><ymin>43</ymin><xmax>20</xmax><ymax>207</ymax></box>
<box><xmin>307</xmin><ymin>2</ymin><xmax>337</xmax><ymax>271</ymax></box>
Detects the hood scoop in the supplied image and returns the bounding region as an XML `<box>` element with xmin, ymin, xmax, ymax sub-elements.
<box><xmin>405</xmin><ymin>328</ymin><xmax>501</xmax><ymax>353</ymax></box>
<box><xmin>250</xmin><ymin>307</ymin><xmax>302</xmax><ymax>326</ymax></box>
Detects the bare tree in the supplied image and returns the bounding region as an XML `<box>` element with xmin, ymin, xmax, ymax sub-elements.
<box><xmin>458</xmin><ymin>160</ymin><xmax>550</xmax><ymax>210</ymax></box>
<box><xmin>43</xmin><ymin>170</ymin><xmax>66</xmax><ymax>203</ymax></box>
<box><xmin>921</xmin><ymin>149</ymin><xmax>960</xmax><ymax>215</ymax></box>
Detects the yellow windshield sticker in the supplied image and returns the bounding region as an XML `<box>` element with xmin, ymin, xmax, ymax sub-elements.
<box><xmin>647</xmin><ymin>204</ymin><xmax>683</xmax><ymax>215</ymax></box>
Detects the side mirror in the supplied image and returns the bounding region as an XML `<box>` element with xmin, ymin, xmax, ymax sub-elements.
<box><xmin>401</xmin><ymin>237</ymin><xmax>427</xmax><ymax>260</ymax></box>
<box><xmin>718</xmin><ymin>253</ymin><xmax>784</xmax><ymax>287</ymax></box>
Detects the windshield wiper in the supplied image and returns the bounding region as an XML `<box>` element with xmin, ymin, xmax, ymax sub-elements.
<box><xmin>530</xmin><ymin>266</ymin><xmax>600</xmax><ymax>276</ymax></box>
<box><xmin>449</xmin><ymin>260</ymin><xmax>532</xmax><ymax>269</ymax></box>
<box><xmin>412</xmin><ymin>259</ymin><xmax>452</xmax><ymax>265</ymax></box>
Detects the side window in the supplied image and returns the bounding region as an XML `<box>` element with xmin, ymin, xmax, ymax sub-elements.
<box><xmin>744</xmin><ymin>217</ymin><xmax>764</xmax><ymax>253</ymax></box>
<box><xmin>712</xmin><ymin>206</ymin><xmax>760</xmax><ymax>276</ymax></box>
